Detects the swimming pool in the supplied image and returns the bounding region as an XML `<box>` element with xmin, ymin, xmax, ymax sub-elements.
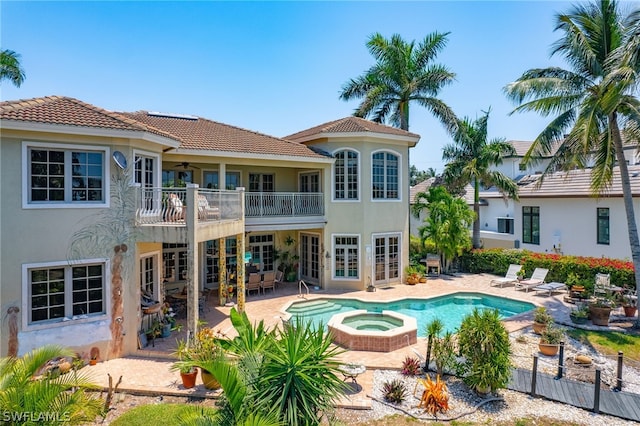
<box><xmin>285</xmin><ymin>292</ymin><xmax>534</xmax><ymax>336</ymax></box>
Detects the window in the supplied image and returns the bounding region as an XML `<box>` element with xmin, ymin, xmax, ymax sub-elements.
<box><xmin>334</xmin><ymin>150</ymin><xmax>358</xmax><ymax>200</ymax></box>
<box><xmin>162</xmin><ymin>170</ymin><xmax>192</xmax><ymax>187</ymax></box>
<box><xmin>134</xmin><ymin>152</ymin><xmax>158</xmax><ymax>188</ymax></box>
<box><xmin>204</xmin><ymin>238</ymin><xmax>238</xmax><ymax>287</ymax></box>
<box><xmin>334</xmin><ymin>235</ymin><xmax>359</xmax><ymax>279</ymax></box>
<box><xmin>372</xmin><ymin>151</ymin><xmax>399</xmax><ymax>199</ymax></box>
<box><xmin>27</xmin><ymin>261</ymin><xmax>106</xmax><ymax>325</ymax></box>
<box><xmin>249</xmin><ymin>234</ymin><xmax>274</xmax><ymax>271</ymax></box>
<box><xmin>203</xmin><ymin>171</ymin><xmax>241</xmax><ymax>190</ymax></box>
<box><xmin>27</xmin><ymin>145</ymin><xmax>105</xmax><ymax>204</ymax></box>
<box><xmin>522</xmin><ymin>206</ymin><xmax>540</xmax><ymax>244</ymax></box>
<box><xmin>299</xmin><ymin>172</ymin><xmax>320</xmax><ymax>192</ymax></box>
<box><xmin>497</xmin><ymin>218</ymin><xmax>514</xmax><ymax>234</ymax></box>
<box><xmin>163</xmin><ymin>243</ymin><xmax>188</xmax><ymax>282</ymax></box>
<box><xmin>597</xmin><ymin>208</ymin><xmax>610</xmax><ymax>245</ymax></box>
<box><xmin>140</xmin><ymin>254</ymin><xmax>159</xmax><ymax>299</ymax></box>
<box><xmin>249</xmin><ymin>174</ymin><xmax>274</xmax><ymax>192</ymax></box>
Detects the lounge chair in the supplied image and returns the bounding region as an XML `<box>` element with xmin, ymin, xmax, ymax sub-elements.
<box><xmin>490</xmin><ymin>264</ymin><xmax>522</xmax><ymax>288</ymax></box>
<box><xmin>246</xmin><ymin>273</ymin><xmax>261</xmax><ymax>296</ymax></box>
<box><xmin>515</xmin><ymin>268</ymin><xmax>549</xmax><ymax>292</ymax></box>
<box><xmin>534</xmin><ymin>282</ymin><xmax>567</xmax><ymax>297</ymax></box>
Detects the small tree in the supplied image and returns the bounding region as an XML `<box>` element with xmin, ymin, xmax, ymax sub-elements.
<box><xmin>414</xmin><ymin>186</ymin><xmax>474</xmax><ymax>272</ymax></box>
<box><xmin>456</xmin><ymin>308</ymin><xmax>512</xmax><ymax>394</ymax></box>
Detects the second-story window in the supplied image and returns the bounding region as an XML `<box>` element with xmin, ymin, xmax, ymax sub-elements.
<box><xmin>522</xmin><ymin>206</ymin><xmax>540</xmax><ymax>245</ymax></box>
<box><xmin>249</xmin><ymin>174</ymin><xmax>274</xmax><ymax>192</ymax></box>
<box><xmin>597</xmin><ymin>208</ymin><xmax>610</xmax><ymax>245</ymax></box>
<box><xmin>28</xmin><ymin>146</ymin><xmax>105</xmax><ymax>203</ymax></box>
<box><xmin>372</xmin><ymin>151</ymin><xmax>399</xmax><ymax>199</ymax></box>
<box><xmin>334</xmin><ymin>150</ymin><xmax>358</xmax><ymax>200</ymax></box>
<box><xmin>134</xmin><ymin>153</ymin><xmax>157</xmax><ymax>188</ymax></box>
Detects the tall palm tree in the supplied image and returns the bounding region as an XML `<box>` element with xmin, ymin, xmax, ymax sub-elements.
<box><xmin>504</xmin><ymin>0</ymin><xmax>640</xmax><ymax>325</ymax></box>
<box><xmin>442</xmin><ymin>110</ymin><xmax>519</xmax><ymax>248</ymax></box>
<box><xmin>340</xmin><ymin>32</ymin><xmax>457</xmax><ymax>132</ymax></box>
<box><xmin>0</xmin><ymin>49</ymin><xmax>25</xmax><ymax>87</ymax></box>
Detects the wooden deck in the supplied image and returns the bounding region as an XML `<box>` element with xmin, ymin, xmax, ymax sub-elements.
<box><xmin>508</xmin><ymin>367</ymin><xmax>640</xmax><ymax>422</ymax></box>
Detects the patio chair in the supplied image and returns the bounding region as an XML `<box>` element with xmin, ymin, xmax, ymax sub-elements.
<box><xmin>197</xmin><ymin>195</ymin><xmax>221</xmax><ymax>220</ymax></box>
<box><xmin>594</xmin><ymin>273</ymin><xmax>622</xmax><ymax>297</ymax></box>
<box><xmin>274</xmin><ymin>270</ymin><xmax>284</xmax><ymax>287</ymax></box>
<box><xmin>515</xmin><ymin>268</ymin><xmax>549</xmax><ymax>292</ymax></box>
<box><xmin>246</xmin><ymin>273</ymin><xmax>261</xmax><ymax>296</ymax></box>
<box><xmin>490</xmin><ymin>264</ymin><xmax>522</xmax><ymax>288</ymax></box>
<box><xmin>534</xmin><ymin>282</ymin><xmax>567</xmax><ymax>297</ymax></box>
<box><xmin>261</xmin><ymin>271</ymin><xmax>276</xmax><ymax>294</ymax></box>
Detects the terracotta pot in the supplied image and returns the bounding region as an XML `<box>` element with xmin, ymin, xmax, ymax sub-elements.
<box><xmin>201</xmin><ymin>369</ymin><xmax>220</xmax><ymax>390</ymax></box>
<box><xmin>180</xmin><ymin>368</ymin><xmax>198</xmax><ymax>389</ymax></box>
<box><xmin>623</xmin><ymin>306</ymin><xmax>637</xmax><ymax>318</ymax></box>
<box><xmin>419</xmin><ymin>277</ymin><xmax>428</xmax><ymax>284</ymax></box>
<box><xmin>532</xmin><ymin>321</ymin><xmax>547</xmax><ymax>335</ymax></box>
<box><xmin>89</xmin><ymin>359</ymin><xmax>97</xmax><ymax>366</ymax></box>
<box><xmin>588</xmin><ymin>305</ymin><xmax>611</xmax><ymax>326</ymax></box>
<box><xmin>538</xmin><ymin>343</ymin><xmax>559</xmax><ymax>356</ymax></box>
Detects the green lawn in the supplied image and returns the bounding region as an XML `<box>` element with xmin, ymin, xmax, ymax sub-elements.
<box><xmin>110</xmin><ymin>403</ymin><xmax>216</xmax><ymax>426</ymax></box>
<box><xmin>566</xmin><ymin>329</ymin><xmax>640</xmax><ymax>359</ymax></box>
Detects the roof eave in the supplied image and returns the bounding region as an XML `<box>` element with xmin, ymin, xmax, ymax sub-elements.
<box><xmin>165</xmin><ymin>148</ymin><xmax>334</xmax><ymax>163</ymax></box>
<box><xmin>292</xmin><ymin>131</ymin><xmax>419</xmax><ymax>145</ymax></box>
<box><xmin>0</xmin><ymin>119</ymin><xmax>182</xmax><ymax>148</ymax></box>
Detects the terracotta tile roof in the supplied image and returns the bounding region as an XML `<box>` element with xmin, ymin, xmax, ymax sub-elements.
<box><xmin>409</xmin><ymin>178</ymin><xmax>435</xmax><ymax>203</ymax></box>
<box><xmin>0</xmin><ymin>96</ymin><xmax>177</xmax><ymax>140</ymax></box>
<box><xmin>517</xmin><ymin>166</ymin><xmax>640</xmax><ymax>197</ymax></box>
<box><xmin>120</xmin><ymin>111</ymin><xmax>328</xmax><ymax>159</ymax></box>
<box><xmin>285</xmin><ymin>116</ymin><xmax>420</xmax><ymax>141</ymax></box>
<box><xmin>507</xmin><ymin>140</ymin><xmax>561</xmax><ymax>157</ymax></box>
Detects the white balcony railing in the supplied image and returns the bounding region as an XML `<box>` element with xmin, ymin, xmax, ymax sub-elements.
<box><xmin>135</xmin><ymin>187</ymin><xmax>242</xmax><ymax>225</ymax></box>
<box><xmin>244</xmin><ymin>192</ymin><xmax>324</xmax><ymax>217</ymax></box>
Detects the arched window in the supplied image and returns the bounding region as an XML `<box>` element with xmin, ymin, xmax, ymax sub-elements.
<box><xmin>334</xmin><ymin>150</ymin><xmax>358</xmax><ymax>200</ymax></box>
<box><xmin>372</xmin><ymin>151</ymin><xmax>399</xmax><ymax>199</ymax></box>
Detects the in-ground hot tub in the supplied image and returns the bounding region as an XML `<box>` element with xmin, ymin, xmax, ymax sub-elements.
<box><xmin>327</xmin><ymin>309</ymin><xmax>417</xmax><ymax>352</ymax></box>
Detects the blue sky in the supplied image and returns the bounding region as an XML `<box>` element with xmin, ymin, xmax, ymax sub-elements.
<box><xmin>2</xmin><ymin>1</ymin><xmax>579</xmax><ymax>172</ymax></box>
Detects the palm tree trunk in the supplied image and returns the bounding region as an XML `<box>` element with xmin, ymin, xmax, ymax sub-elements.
<box><xmin>473</xmin><ymin>179</ymin><xmax>481</xmax><ymax>248</ymax></box>
<box><xmin>611</xmin><ymin>114</ymin><xmax>640</xmax><ymax>328</ymax></box>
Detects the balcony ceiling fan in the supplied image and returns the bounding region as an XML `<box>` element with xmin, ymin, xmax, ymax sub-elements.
<box><xmin>174</xmin><ymin>162</ymin><xmax>200</xmax><ymax>170</ymax></box>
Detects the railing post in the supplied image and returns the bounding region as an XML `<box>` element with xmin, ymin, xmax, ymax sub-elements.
<box><xmin>593</xmin><ymin>369</ymin><xmax>601</xmax><ymax>413</ymax></box>
<box><xmin>531</xmin><ymin>355</ymin><xmax>538</xmax><ymax>397</ymax></box>
<box><xmin>616</xmin><ymin>351</ymin><xmax>623</xmax><ymax>391</ymax></box>
<box><xmin>556</xmin><ymin>341</ymin><xmax>565</xmax><ymax>379</ymax></box>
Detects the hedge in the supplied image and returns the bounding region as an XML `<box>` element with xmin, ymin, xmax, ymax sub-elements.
<box><xmin>458</xmin><ymin>248</ymin><xmax>636</xmax><ymax>294</ymax></box>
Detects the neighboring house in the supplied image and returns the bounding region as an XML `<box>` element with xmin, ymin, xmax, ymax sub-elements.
<box><xmin>409</xmin><ymin>177</ymin><xmax>435</xmax><ymax>236</ymax></box>
<box><xmin>0</xmin><ymin>96</ymin><xmax>418</xmax><ymax>358</ymax></box>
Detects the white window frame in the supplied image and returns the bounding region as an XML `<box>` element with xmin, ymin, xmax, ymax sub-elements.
<box><xmin>140</xmin><ymin>251</ymin><xmax>161</xmax><ymax>300</ymax></box>
<box><xmin>248</xmin><ymin>234</ymin><xmax>275</xmax><ymax>272</ymax></box>
<box><xmin>298</xmin><ymin>170</ymin><xmax>321</xmax><ymax>193</ymax></box>
<box><xmin>371</xmin><ymin>232</ymin><xmax>401</xmax><ymax>284</ymax></box>
<box><xmin>132</xmin><ymin>149</ymin><xmax>161</xmax><ymax>188</ymax></box>
<box><xmin>332</xmin><ymin>148</ymin><xmax>360</xmax><ymax>202</ymax></box>
<box><xmin>332</xmin><ymin>233</ymin><xmax>360</xmax><ymax>280</ymax></box>
<box><xmin>203</xmin><ymin>170</ymin><xmax>242</xmax><ymax>190</ymax></box>
<box><xmin>22</xmin><ymin>141</ymin><xmax>110</xmax><ymax>209</ymax></box>
<box><xmin>371</xmin><ymin>149</ymin><xmax>402</xmax><ymax>202</ymax></box>
<box><xmin>22</xmin><ymin>258</ymin><xmax>110</xmax><ymax>331</ymax></box>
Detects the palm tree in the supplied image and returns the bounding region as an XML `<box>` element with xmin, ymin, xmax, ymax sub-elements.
<box><xmin>0</xmin><ymin>49</ymin><xmax>25</xmax><ymax>87</ymax></box>
<box><xmin>442</xmin><ymin>110</ymin><xmax>519</xmax><ymax>248</ymax></box>
<box><xmin>415</xmin><ymin>186</ymin><xmax>475</xmax><ymax>272</ymax></box>
<box><xmin>0</xmin><ymin>345</ymin><xmax>103</xmax><ymax>425</ymax></box>
<box><xmin>504</xmin><ymin>0</ymin><xmax>640</xmax><ymax>325</ymax></box>
<box><xmin>340</xmin><ymin>32</ymin><xmax>457</xmax><ymax>132</ymax></box>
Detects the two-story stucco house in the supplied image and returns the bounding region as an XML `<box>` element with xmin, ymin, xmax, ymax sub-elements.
<box><xmin>0</xmin><ymin>96</ymin><xmax>418</xmax><ymax>359</ymax></box>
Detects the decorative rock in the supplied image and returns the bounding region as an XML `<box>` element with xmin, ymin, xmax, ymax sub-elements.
<box><xmin>575</xmin><ymin>354</ymin><xmax>592</xmax><ymax>365</ymax></box>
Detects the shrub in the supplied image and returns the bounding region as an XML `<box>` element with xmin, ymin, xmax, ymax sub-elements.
<box><xmin>457</xmin><ymin>308</ymin><xmax>512</xmax><ymax>394</ymax></box>
<box><xmin>417</xmin><ymin>375</ymin><xmax>450</xmax><ymax>415</ymax></box>
<box><xmin>540</xmin><ymin>325</ymin><xmax>565</xmax><ymax>345</ymax></box>
<box><xmin>382</xmin><ymin>379</ymin><xmax>408</xmax><ymax>404</ymax></box>
<box><xmin>401</xmin><ymin>356</ymin><xmax>422</xmax><ymax>376</ymax></box>
<box><xmin>533</xmin><ymin>307</ymin><xmax>553</xmax><ymax>324</ymax></box>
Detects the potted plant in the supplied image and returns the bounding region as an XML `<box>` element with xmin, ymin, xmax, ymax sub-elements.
<box><xmin>588</xmin><ymin>295</ymin><xmax>615</xmax><ymax>326</ymax></box>
<box><xmin>170</xmin><ymin>339</ymin><xmax>198</xmax><ymax>389</ymax></box>
<box><xmin>89</xmin><ymin>347</ymin><xmax>100</xmax><ymax>366</ymax></box>
<box><xmin>170</xmin><ymin>326</ymin><xmax>225</xmax><ymax>390</ymax></box>
<box><xmin>621</xmin><ymin>286</ymin><xmax>637</xmax><ymax>318</ymax></box>
<box><xmin>539</xmin><ymin>324</ymin><xmax>564</xmax><ymax>356</ymax></box>
<box><xmin>516</xmin><ymin>267</ymin><xmax>526</xmax><ymax>282</ymax></box>
<box><xmin>276</xmin><ymin>235</ymin><xmax>299</xmax><ymax>282</ymax></box>
<box><xmin>569</xmin><ymin>304</ymin><xmax>590</xmax><ymax>325</ymax></box>
<box><xmin>532</xmin><ymin>307</ymin><xmax>552</xmax><ymax>335</ymax></box>
<box><xmin>405</xmin><ymin>265</ymin><xmax>420</xmax><ymax>285</ymax></box>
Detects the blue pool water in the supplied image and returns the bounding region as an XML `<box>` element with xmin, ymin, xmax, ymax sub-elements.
<box><xmin>285</xmin><ymin>292</ymin><xmax>534</xmax><ymax>336</ymax></box>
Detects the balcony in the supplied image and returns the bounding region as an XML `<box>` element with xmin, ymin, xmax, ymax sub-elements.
<box><xmin>135</xmin><ymin>187</ymin><xmax>243</xmax><ymax>226</ymax></box>
<box><xmin>244</xmin><ymin>192</ymin><xmax>325</xmax><ymax>230</ymax></box>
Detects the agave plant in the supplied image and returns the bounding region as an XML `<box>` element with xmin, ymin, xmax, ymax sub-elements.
<box><xmin>417</xmin><ymin>375</ymin><xmax>450</xmax><ymax>416</ymax></box>
<box><xmin>382</xmin><ymin>379</ymin><xmax>408</xmax><ymax>404</ymax></box>
<box><xmin>401</xmin><ymin>356</ymin><xmax>422</xmax><ymax>376</ymax></box>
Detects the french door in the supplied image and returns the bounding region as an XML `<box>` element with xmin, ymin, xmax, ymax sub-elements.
<box><xmin>300</xmin><ymin>233</ymin><xmax>320</xmax><ymax>285</ymax></box>
<box><xmin>373</xmin><ymin>234</ymin><xmax>400</xmax><ymax>285</ymax></box>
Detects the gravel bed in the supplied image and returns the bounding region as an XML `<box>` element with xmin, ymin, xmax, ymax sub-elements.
<box><xmin>335</xmin><ymin>327</ymin><xmax>640</xmax><ymax>425</ymax></box>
